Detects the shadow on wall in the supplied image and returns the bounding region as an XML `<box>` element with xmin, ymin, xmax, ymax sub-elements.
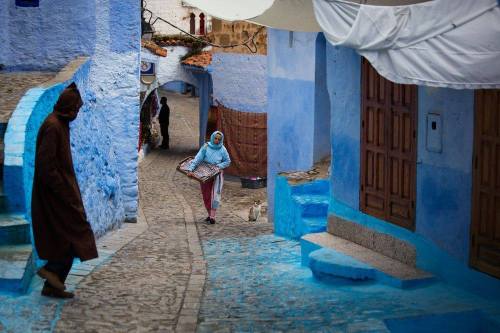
<box><xmin>314</xmin><ymin>33</ymin><xmax>331</xmax><ymax>164</ymax></box>
<box><xmin>161</xmin><ymin>80</ymin><xmax>198</xmax><ymax>96</ymax></box>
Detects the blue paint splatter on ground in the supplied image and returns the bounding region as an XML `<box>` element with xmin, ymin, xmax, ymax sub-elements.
<box><xmin>199</xmin><ymin>234</ymin><xmax>500</xmax><ymax>332</ymax></box>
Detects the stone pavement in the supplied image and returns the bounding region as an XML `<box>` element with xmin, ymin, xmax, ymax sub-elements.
<box><xmin>0</xmin><ymin>90</ymin><xmax>270</xmax><ymax>332</ymax></box>
<box><xmin>1</xmin><ymin>91</ymin><xmax>500</xmax><ymax>333</ymax></box>
<box><xmin>0</xmin><ymin>72</ymin><xmax>56</xmax><ymax>122</ymax></box>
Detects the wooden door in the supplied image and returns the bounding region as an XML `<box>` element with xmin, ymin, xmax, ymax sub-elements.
<box><xmin>471</xmin><ymin>89</ymin><xmax>500</xmax><ymax>278</ymax></box>
<box><xmin>360</xmin><ymin>59</ymin><xmax>417</xmax><ymax>230</ymax></box>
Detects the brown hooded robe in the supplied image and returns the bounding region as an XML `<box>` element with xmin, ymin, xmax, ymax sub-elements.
<box><xmin>31</xmin><ymin>83</ymin><xmax>98</xmax><ymax>262</ymax></box>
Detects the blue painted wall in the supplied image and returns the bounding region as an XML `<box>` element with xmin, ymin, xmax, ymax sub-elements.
<box><xmin>210</xmin><ymin>53</ymin><xmax>267</xmax><ymax>113</ymax></box>
<box><xmin>4</xmin><ymin>84</ymin><xmax>66</xmax><ymax>213</ymax></box>
<box><xmin>1</xmin><ymin>0</ymin><xmax>96</xmax><ymax>70</ymax></box>
<box><xmin>325</xmin><ymin>45</ymin><xmax>361</xmax><ymax>209</ymax></box>
<box><xmin>267</xmin><ymin>29</ymin><xmax>318</xmax><ymax>221</ymax></box>
<box><xmin>185</xmin><ymin>68</ymin><xmax>212</xmax><ymax>147</ymax></box>
<box><xmin>325</xmin><ymin>45</ymin><xmax>477</xmax><ymax>262</ymax></box>
<box><xmin>0</xmin><ymin>1</ymin><xmax>8</xmax><ymax>66</ymax></box>
<box><xmin>162</xmin><ymin>81</ymin><xmax>187</xmax><ymax>94</ymax></box>
<box><xmin>74</xmin><ymin>0</ymin><xmax>141</xmax><ymax>226</ymax></box>
<box><xmin>416</xmin><ymin>87</ymin><xmax>475</xmax><ymax>262</ymax></box>
<box><xmin>4</xmin><ymin>0</ymin><xmax>140</xmax><ymax>234</ymax></box>
<box><xmin>313</xmin><ymin>33</ymin><xmax>331</xmax><ymax>163</ymax></box>
<box><xmin>324</xmin><ymin>45</ymin><xmax>497</xmax><ymax>291</ymax></box>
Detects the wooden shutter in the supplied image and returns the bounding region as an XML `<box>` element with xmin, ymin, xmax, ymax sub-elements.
<box><xmin>360</xmin><ymin>58</ymin><xmax>417</xmax><ymax>230</ymax></box>
<box><xmin>471</xmin><ymin>89</ymin><xmax>500</xmax><ymax>278</ymax></box>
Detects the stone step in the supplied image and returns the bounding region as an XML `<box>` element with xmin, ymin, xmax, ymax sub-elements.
<box><xmin>328</xmin><ymin>215</ymin><xmax>417</xmax><ymax>267</ymax></box>
<box><xmin>0</xmin><ymin>214</ymin><xmax>31</xmax><ymax>245</ymax></box>
<box><xmin>0</xmin><ymin>244</ymin><xmax>34</xmax><ymax>293</ymax></box>
<box><xmin>309</xmin><ymin>248</ymin><xmax>376</xmax><ymax>281</ymax></box>
<box><xmin>292</xmin><ymin>194</ymin><xmax>329</xmax><ymax>217</ymax></box>
<box><xmin>300</xmin><ymin>216</ymin><xmax>327</xmax><ymax>236</ymax></box>
<box><xmin>302</xmin><ymin>232</ymin><xmax>434</xmax><ymax>289</ymax></box>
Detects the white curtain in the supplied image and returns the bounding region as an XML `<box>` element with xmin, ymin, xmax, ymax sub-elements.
<box><xmin>185</xmin><ymin>0</ymin><xmax>500</xmax><ymax>89</ymax></box>
<box><xmin>314</xmin><ymin>0</ymin><xmax>500</xmax><ymax>88</ymax></box>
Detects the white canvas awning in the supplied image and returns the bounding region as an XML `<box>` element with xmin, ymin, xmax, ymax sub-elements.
<box><xmin>185</xmin><ymin>0</ymin><xmax>500</xmax><ymax>89</ymax></box>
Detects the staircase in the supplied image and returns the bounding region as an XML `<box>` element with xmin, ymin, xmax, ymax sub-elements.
<box><xmin>301</xmin><ymin>215</ymin><xmax>434</xmax><ymax>289</ymax></box>
<box><xmin>275</xmin><ymin>178</ymin><xmax>330</xmax><ymax>240</ymax></box>
<box><xmin>292</xmin><ymin>191</ymin><xmax>329</xmax><ymax>238</ymax></box>
<box><xmin>0</xmin><ymin>121</ymin><xmax>34</xmax><ymax>294</ymax></box>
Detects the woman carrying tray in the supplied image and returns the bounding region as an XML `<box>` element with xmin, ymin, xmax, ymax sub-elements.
<box><xmin>187</xmin><ymin>131</ymin><xmax>231</xmax><ymax>224</ymax></box>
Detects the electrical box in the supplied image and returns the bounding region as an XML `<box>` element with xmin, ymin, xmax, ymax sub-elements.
<box><xmin>426</xmin><ymin>113</ymin><xmax>442</xmax><ymax>153</ymax></box>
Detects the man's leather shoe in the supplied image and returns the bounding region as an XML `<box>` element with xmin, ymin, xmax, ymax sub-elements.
<box><xmin>37</xmin><ymin>267</ymin><xmax>65</xmax><ymax>291</ymax></box>
<box><xmin>41</xmin><ymin>285</ymin><xmax>74</xmax><ymax>299</ymax></box>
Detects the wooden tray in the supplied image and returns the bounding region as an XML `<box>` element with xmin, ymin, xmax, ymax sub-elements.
<box><xmin>176</xmin><ymin>156</ymin><xmax>220</xmax><ymax>183</ymax></box>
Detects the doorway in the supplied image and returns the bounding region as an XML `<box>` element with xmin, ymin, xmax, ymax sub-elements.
<box><xmin>471</xmin><ymin>89</ymin><xmax>500</xmax><ymax>278</ymax></box>
<box><xmin>360</xmin><ymin>58</ymin><xmax>418</xmax><ymax>230</ymax></box>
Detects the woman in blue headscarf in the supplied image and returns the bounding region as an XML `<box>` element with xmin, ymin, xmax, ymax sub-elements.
<box><xmin>187</xmin><ymin>131</ymin><xmax>231</xmax><ymax>224</ymax></box>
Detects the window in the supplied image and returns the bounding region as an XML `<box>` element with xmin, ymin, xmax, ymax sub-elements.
<box><xmin>199</xmin><ymin>13</ymin><xmax>205</xmax><ymax>35</ymax></box>
<box><xmin>189</xmin><ymin>13</ymin><xmax>195</xmax><ymax>34</ymax></box>
<box><xmin>16</xmin><ymin>0</ymin><xmax>39</xmax><ymax>7</ymax></box>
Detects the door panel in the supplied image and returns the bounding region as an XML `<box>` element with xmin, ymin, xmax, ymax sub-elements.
<box><xmin>471</xmin><ymin>89</ymin><xmax>500</xmax><ymax>278</ymax></box>
<box><xmin>360</xmin><ymin>59</ymin><xmax>417</xmax><ymax>230</ymax></box>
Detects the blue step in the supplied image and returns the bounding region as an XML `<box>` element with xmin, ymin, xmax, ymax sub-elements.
<box><xmin>292</xmin><ymin>194</ymin><xmax>329</xmax><ymax>217</ymax></box>
<box><xmin>302</xmin><ymin>233</ymin><xmax>434</xmax><ymax>289</ymax></box>
<box><xmin>301</xmin><ymin>217</ymin><xmax>327</xmax><ymax>235</ymax></box>
<box><xmin>291</xmin><ymin>179</ymin><xmax>330</xmax><ymax>195</ymax></box>
<box><xmin>309</xmin><ymin>248</ymin><xmax>376</xmax><ymax>281</ymax></box>
<box><xmin>0</xmin><ymin>244</ymin><xmax>34</xmax><ymax>294</ymax></box>
<box><xmin>0</xmin><ymin>214</ymin><xmax>30</xmax><ymax>245</ymax></box>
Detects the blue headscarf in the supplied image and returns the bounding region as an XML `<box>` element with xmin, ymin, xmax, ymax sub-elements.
<box><xmin>208</xmin><ymin>131</ymin><xmax>224</xmax><ymax>150</ymax></box>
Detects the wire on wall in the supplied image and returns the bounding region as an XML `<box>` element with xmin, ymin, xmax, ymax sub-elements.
<box><xmin>141</xmin><ymin>5</ymin><xmax>264</xmax><ymax>53</ymax></box>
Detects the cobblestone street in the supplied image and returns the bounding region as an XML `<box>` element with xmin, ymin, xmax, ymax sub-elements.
<box><xmin>53</xmin><ymin>91</ymin><xmax>272</xmax><ymax>332</ymax></box>
<box><xmin>1</xmin><ymin>92</ymin><xmax>498</xmax><ymax>332</ymax></box>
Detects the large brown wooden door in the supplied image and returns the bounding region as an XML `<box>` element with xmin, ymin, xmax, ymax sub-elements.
<box><xmin>360</xmin><ymin>59</ymin><xmax>417</xmax><ymax>230</ymax></box>
<box><xmin>471</xmin><ymin>89</ymin><xmax>500</xmax><ymax>279</ymax></box>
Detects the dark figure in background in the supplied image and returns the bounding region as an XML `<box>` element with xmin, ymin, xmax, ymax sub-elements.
<box><xmin>31</xmin><ymin>82</ymin><xmax>98</xmax><ymax>299</ymax></box>
<box><xmin>159</xmin><ymin>96</ymin><xmax>170</xmax><ymax>149</ymax></box>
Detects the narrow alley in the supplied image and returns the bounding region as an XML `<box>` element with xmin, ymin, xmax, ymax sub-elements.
<box><xmin>55</xmin><ymin>92</ymin><xmax>271</xmax><ymax>332</ymax></box>
<box><xmin>2</xmin><ymin>1</ymin><xmax>500</xmax><ymax>332</ymax></box>
<box><xmin>1</xmin><ymin>93</ymin><xmax>494</xmax><ymax>332</ymax></box>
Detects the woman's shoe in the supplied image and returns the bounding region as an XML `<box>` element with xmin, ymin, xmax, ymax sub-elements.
<box><xmin>209</xmin><ymin>218</ymin><xmax>216</xmax><ymax>224</ymax></box>
<box><xmin>205</xmin><ymin>216</ymin><xmax>211</xmax><ymax>222</ymax></box>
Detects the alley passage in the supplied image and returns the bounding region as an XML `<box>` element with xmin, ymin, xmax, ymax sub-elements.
<box><xmin>53</xmin><ymin>92</ymin><xmax>272</xmax><ymax>332</ymax></box>
<box><xmin>3</xmin><ymin>92</ymin><xmax>496</xmax><ymax>332</ymax></box>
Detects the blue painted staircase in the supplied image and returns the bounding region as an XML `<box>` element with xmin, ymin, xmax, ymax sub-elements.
<box><xmin>275</xmin><ymin>177</ymin><xmax>330</xmax><ymax>240</ymax></box>
<box><xmin>0</xmin><ymin>122</ymin><xmax>34</xmax><ymax>294</ymax></box>
<box><xmin>291</xmin><ymin>194</ymin><xmax>329</xmax><ymax>238</ymax></box>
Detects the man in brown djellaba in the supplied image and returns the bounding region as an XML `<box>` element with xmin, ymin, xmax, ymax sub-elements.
<box><xmin>31</xmin><ymin>82</ymin><xmax>98</xmax><ymax>298</ymax></box>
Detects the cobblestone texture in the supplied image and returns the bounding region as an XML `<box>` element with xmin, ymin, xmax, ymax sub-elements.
<box><xmin>197</xmin><ymin>234</ymin><xmax>500</xmax><ymax>333</ymax></box>
<box><xmin>0</xmin><ymin>72</ymin><xmax>55</xmax><ymax>123</ymax></box>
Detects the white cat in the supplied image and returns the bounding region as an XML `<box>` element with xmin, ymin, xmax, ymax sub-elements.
<box><xmin>248</xmin><ymin>200</ymin><xmax>262</xmax><ymax>222</ymax></box>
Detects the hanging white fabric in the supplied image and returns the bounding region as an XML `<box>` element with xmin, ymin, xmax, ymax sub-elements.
<box><xmin>184</xmin><ymin>0</ymin><xmax>500</xmax><ymax>88</ymax></box>
<box><xmin>314</xmin><ymin>0</ymin><xmax>500</xmax><ymax>88</ymax></box>
<box><xmin>184</xmin><ymin>0</ymin><xmax>322</xmax><ymax>32</ymax></box>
